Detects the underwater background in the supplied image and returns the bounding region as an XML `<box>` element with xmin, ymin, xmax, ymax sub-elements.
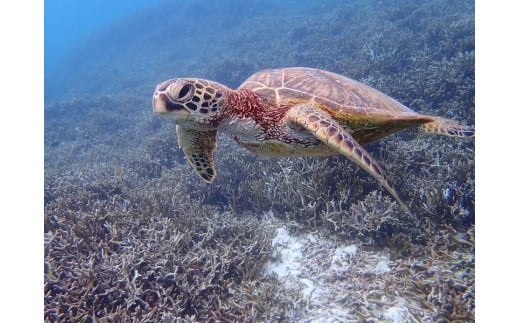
<box><xmin>44</xmin><ymin>0</ymin><xmax>475</xmax><ymax>321</ymax></box>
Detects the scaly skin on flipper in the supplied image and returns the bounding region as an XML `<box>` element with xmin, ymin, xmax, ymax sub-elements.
<box><xmin>420</xmin><ymin>116</ymin><xmax>475</xmax><ymax>137</ymax></box>
<box><xmin>287</xmin><ymin>104</ymin><xmax>411</xmax><ymax>214</ymax></box>
<box><xmin>176</xmin><ymin>126</ymin><xmax>218</xmax><ymax>183</ymax></box>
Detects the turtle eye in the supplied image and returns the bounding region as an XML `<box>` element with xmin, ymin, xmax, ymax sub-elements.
<box><xmin>177</xmin><ymin>84</ymin><xmax>193</xmax><ymax>101</ymax></box>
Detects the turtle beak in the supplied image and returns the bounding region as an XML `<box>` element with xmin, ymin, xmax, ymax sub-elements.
<box><xmin>152</xmin><ymin>80</ymin><xmax>184</xmax><ymax>115</ymax></box>
<box><xmin>152</xmin><ymin>92</ymin><xmax>171</xmax><ymax>114</ymax></box>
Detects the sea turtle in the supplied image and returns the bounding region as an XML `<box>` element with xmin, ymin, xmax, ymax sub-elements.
<box><xmin>152</xmin><ymin>67</ymin><xmax>474</xmax><ymax>213</ymax></box>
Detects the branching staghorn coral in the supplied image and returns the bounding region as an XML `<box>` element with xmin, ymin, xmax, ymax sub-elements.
<box><xmin>44</xmin><ymin>167</ymin><xmax>304</xmax><ymax>321</ymax></box>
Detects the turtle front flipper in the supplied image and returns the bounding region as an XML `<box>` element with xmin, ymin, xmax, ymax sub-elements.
<box><xmin>176</xmin><ymin>126</ymin><xmax>218</xmax><ymax>183</ymax></box>
<box><xmin>287</xmin><ymin>104</ymin><xmax>411</xmax><ymax>214</ymax></box>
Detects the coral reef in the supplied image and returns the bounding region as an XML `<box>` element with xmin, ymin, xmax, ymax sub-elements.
<box><xmin>44</xmin><ymin>166</ymin><xmax>298</xmax><ymax>321</ymax></box>
<box><xmin>45</xmin><ymin>0</ymin><xmax>474</xmax><ymax>321</ymax></box>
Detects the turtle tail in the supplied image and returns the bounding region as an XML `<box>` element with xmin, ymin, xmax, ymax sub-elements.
<box><xmin>420</xmin><ymin>116</ymin><xmax>474</xmax><ymax>138</ymax></box>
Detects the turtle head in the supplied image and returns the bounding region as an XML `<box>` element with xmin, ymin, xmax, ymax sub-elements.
<box><xmin>152</xmin><ymin>78</ymin><xmax>228</xmax><ymax>128</ymax></box>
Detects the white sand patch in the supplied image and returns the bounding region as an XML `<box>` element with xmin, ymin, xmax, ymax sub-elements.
<box><xmin>262</xmin><ymin>225</ymin><xmax>428</xmax><ymax>322</ymax></box>
<box><xmin>383</xmin><ymin>302</ymin><xmax>408</xmax><ymax>323</ymax></box>
<box><xmin>264</xmin><ymin>227</ymin><xmax>305</xmax><ymax>278</ymax></box>
<box><xmin>373</xmin><ymin>256</ymin><xmax>392</xmax><ymax>275</ymax></box>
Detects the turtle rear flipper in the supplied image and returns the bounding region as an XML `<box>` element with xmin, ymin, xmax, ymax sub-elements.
<box><xmin>287</xmin><ymin>104</ymin><xmax>411</xmax><ymax>214</ymax></box>
<box><xmin>176</xmin><ymin>126</ymin><xmax>218</xmax><ymax>183</ymax></box>
<box><xmin>420</xmin><ymin>116</ymin><xmax>475</xmax><ymax>138</ymax></box>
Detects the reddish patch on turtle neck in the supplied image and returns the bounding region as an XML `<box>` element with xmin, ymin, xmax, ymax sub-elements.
<box><xmin>224</xmin><ymin>88</ymin><xmax>289</xmax><ymax>130</ymax></box>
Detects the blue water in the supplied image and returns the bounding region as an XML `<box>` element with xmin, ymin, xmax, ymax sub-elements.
<box><xmin>45</xmin><ymin>0</ymin><xmax>164</xmax><ymax>77</ymax></box>
<box><xmin>44</xmin><ymin>0</ymin><xmax>331</xmax><ymax>102</ymax></box>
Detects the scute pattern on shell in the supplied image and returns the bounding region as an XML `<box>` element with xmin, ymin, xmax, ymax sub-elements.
<box><xmin>240</xmin><ymin>67</ymin><xmax>420</xmax><ymax>118</ymax></box>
